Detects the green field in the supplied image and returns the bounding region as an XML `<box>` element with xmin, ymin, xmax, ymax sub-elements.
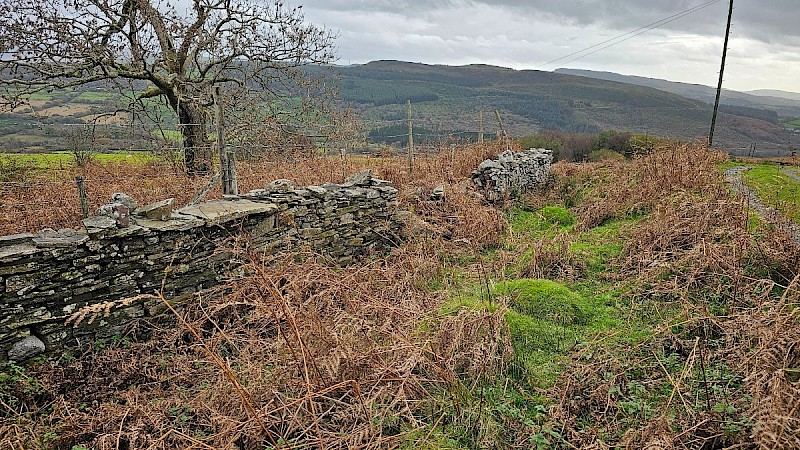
<box><xmin>741</xmin><ymin>163</ymin><xmax>800</xmax><ymax>221</ymax></box>
<box><xmin>0</xmin><ymin>151</ymin><xmax>156</xmax><ymax>167</ymax></box>
<box><xmin>780</xmin><ymin>117</ymin><xmax>800</xmax><ymax>129</ymax></box>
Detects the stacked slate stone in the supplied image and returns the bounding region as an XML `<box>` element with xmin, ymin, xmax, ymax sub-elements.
<box><xmin>239</xmin><ymin>169</ymin><xmax>406</xmax><ymax>265</ymax></box>
<box><xmin>471</xmin><ymin>148</ymin><xmax>553</xmax><ymax>202</ymax></box>
<box><xmin>0</xmin><ymin>170</ymin><xmax>406</xmax><ymax>362</ymax></box>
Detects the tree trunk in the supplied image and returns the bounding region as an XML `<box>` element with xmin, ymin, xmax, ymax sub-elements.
<box><xmin>178</xmin><ymin>100</ymin><xmax>209</xmax><ymax>176</ymax></box>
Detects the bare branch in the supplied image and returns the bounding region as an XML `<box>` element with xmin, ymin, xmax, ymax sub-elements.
<box><xmin>0</xmin><ymin>0</ymin><xmax>337</xmax><ymax>173</ymax></box>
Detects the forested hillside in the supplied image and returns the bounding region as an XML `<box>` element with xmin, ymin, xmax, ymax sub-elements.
<box><xmin>1</xmin><ymin>61</ymin><xmax>795</xmax><ymax>156</ymax></box>
<box><xmin>336</xmin><ymin>61</ymin><xmax>793</xmax><ymax>155</ymax></box>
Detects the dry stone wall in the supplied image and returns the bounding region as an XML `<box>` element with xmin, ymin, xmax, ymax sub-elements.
<box><xmin>472</xmin><ymin>148</ymin><xmax>553</xmax><ymax>202</ymax></box>
<box><xmin>0</xmin><ymin>171</ymin><xmax>405</xmax><ymax>362</ymax></box>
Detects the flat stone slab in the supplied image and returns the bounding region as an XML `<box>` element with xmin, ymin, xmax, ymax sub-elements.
<box><xmin>176</xmin><ymin>200</ymin><xmax>279</xmax><ymax>225</ymax></box>
<box><xmin>0</xmin><ymin>243</ymin><xmax>40</xmax><ymax>263</ymax></box>
<box><xmin>83</xmin><ymin>216</ymin><xmax>118</xmax><ymax>235</ymax></box>
<box><xmin>135</xmin><ymin>215</ymin><xmax>205</xmax><ymax>232</ymax></box>
<box><xmin>32</xmin><ymin>233</ymin><xmax>89</xmax><ymax>248</ymax></box>
<box><xmin>0</xmin><ymin>233</ymin><xmax>35</xmax><ymax>247</ymax></box>
<box><xmin>136</xmin><ymin>198</ymin><xmax>175</xmax><ymax>221</ymax></box>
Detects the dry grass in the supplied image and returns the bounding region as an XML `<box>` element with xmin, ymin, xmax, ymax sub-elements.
<box><xmin>574</xmin><ymin>143</ymin><xmax>726</xmax><ymax>230</ymax></box>
<box><xmin>3</xmin><ymin>142</ymin><xmax>799</xmax><ymax>449</ymax></box>
<box><xmin>541</xmin><ymin>143</ymin><xmax>800</xmax><ymax>449</ymax></box>
<box><xmin>733</xmin><ymin>155</ymin><xmax>800</xmax><ymax>167</ymax></box>
<box><xmin>1</xmin><ymin>245</ymin><xmax>511</xmax><ymax>449</ymax></box>
<box><xmin>0</xmin><ymin>143</ymin><xmax>513</xmax><ymax>449</ymax></box>
<box><xmin>0</xmin><ymin>143</ymin><xmax>504</xmax><ymax>237</ymax></box>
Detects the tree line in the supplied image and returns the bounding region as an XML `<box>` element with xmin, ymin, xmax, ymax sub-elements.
<box><xmin>518</xmin><ymin>130</ymin><xmax>665</xmax><ymax>162</ymax></box>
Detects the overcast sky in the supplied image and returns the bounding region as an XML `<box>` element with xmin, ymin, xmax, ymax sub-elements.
<box><xmin>298</xmin><ymin>0</ymin><xmax>799</xmax><ymax>93</ymax></box>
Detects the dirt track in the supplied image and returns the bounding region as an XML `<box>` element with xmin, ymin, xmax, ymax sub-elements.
<box><xmin>725</xmin><ymin>166</ymin><xmax>800</xmax><ymax>246</ymax></box>
<box><xmin>784</xmin><ymin>166</ymin><xmax>800</xmax><ymax>183</ymax></box>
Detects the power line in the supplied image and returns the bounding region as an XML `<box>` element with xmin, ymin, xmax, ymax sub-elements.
<box><xmin>536</xmin><ymin>0</ymin><xmax>725</xmax><ymax>69</ymax></box>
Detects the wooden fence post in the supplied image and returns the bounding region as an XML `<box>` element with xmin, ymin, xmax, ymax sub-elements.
<box><xmin>340</xmin><ymin>148</ymin><xmax>347</xmax><ymax>181</ymax></box>
<box><xmin>406</xmin><ymin>100</ymin><xmax>414</xmax><ymax>175</ymax></box>
<box><xmin>214</xmin><ymin>86</ymin><xmax>238</xmax><ymax>196</ymax></box>
<box><xmin>478</xmin><ymin>111</ymin><xmax>484</xmax><ymax>144</ymax></box>
<box><xmin>75</xmin><ymin>175</ymin><xmax>89</xmax><ymax>219</ymax></box>
<box><xmin>494</xmin><ymin>110</ymin><xmax>509</xmax><ymax>150</ymax></box>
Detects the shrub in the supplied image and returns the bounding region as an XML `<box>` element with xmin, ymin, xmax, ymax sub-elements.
<box><xmin>587</xmin><ymin>149</ymin><xmax>625</xmax><ymax>162</ymax></box>
<box><xmin>0</xmin><ymin>155</ymin><xmax>36</xmax><ymax>183</ymax></box>
<box><xmin>517</xmin><ymin>132</ymin><xmax>563</xmax><ymax>157</ymax></box>
<box><xmin>628</xmin><ymin>134</ymin><xmax>664</xmax><ymax>156</ymax></box>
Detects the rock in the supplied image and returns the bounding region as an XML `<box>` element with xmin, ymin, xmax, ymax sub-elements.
<box><xmin>306</xmin><ymin>186</ymin><xmax>327</xmax><ymax>196</ymax></box>
<box><xmin>431</xmin><ymin>184</ymin><xmax>446</xmax><ymax>201</ymax></box>
<box><xmin>0</xmin><ymin>233</ymin><xmax>35</xmax><ymax>247</ymax></box>
<box><xmin>111</xmin><ymin>193</ymin><xmax>138</xmax><ymax>212</ymax></box>
<box><xmin>8</xmin><ymin>335</ymin><xmax>46</xmax><ymax>361</ymax></box>
<box><xmin>497</xmin><ymin>151</ymin><xmax>515</xmax><ymax>163</ymax></box>
<box><xmin>83</xmin><ymin>215</ymin><xmax>118</xmax><ymax>234</ymax></box>
<box><xmin>137</xmin><ymin>198</ymin><xmax>175</xmax><ymax>221</ymax></box>
<box><xmin>32</xmin><ymin>228</ymin><xmax>89</xmax><ymax>248</ymax></box>
<box><xmin>345</xmin><ymin>169</ymin><xmax>372</xmax><ymax>186</ymax></box>
<box><xmin>472</xmin><ymin>148</ymin><xmax>553</xmax><ymax>203</ymax></box>
<box><xmin>96</xmin><ymin>203</ymin><xmax>130</xmax><ymax>228</ymax></box>
<box><xmin>478</xmin><ymin>159</ymin><xmax>501</xmax><ymax>171</ymax></box>
<box><xmin>267</xmin><ymin>179</ymin><xmax>294</xmax><ymax>193</ymax></box>
<box><xmin>247</xmin><ymin>189</ymin><xmax>268</xmax><ymax>197</ymax></box>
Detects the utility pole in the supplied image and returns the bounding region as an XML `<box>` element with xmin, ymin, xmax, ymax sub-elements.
<box><xmin>709</xmin><ymin>0</ymin><xmax>734</xmax><ymax>148</ymax></box>
<box><xmin>406</xmin><ymin>100</ymin><xmax>414</xmax><ymax>174</ymax></box>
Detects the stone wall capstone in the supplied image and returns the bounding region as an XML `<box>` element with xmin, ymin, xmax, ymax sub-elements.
<box><xmin>0</xmin><ymin>170</ymin><xmax>405</xmax><ymax>362</ymax></box>
<box><xmin>471</xmin><ymin>148</ymin><xmax>553</xmax><ymax>202</ymax></box>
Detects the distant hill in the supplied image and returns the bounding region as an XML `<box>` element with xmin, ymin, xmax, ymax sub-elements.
<box><xmin>0</xmin><ymin>60</ymin><xmax>794</xmax><ymax>156</ymax></box>
<box><xmin>334</xmin><ymin>61</ymin><xmax>792</xmax><ymax>155</ymax></box>
<box><xmin>555</xmin><ymin>68</ymin><xmax>800</xmax><ymax>118</ymax></box>
<box><xmin>748</xmin><ymin>89</ymin><xmax>800</xmax><ymax>102</ymax></box>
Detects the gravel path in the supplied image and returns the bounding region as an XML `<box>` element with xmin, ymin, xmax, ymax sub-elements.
<box><xmin>724</xmin><ymin>166</ymin><xmax>800</xmax><ymax>246</ymax></box>
<box><xmin>783</xmin><ymin>166</ymin><xmax>800</xmax><ymax>184</ymax></box>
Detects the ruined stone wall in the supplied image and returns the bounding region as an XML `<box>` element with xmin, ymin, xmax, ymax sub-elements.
<box><xmin>0</xmin><ymin>171</ymin><xmax>405</xmax><ymax>362</ymax></box>
<box><xmin>471</xmin><ymin>148</ymin><xmax>553</xmax><ymax>202</ymax></box>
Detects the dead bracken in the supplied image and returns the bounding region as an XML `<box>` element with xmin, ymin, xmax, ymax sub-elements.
<box><xmin>1</xmin><ymin>142</ymin><xmax>799</xmax><ymax>449</ymax></box>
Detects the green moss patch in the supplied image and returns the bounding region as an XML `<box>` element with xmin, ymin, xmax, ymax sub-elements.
<box><xmin>493</xmin><ymin>279</ymin><xmax>587</xmax><ymax>325</ymax></box>
<box><xmin>539</xmin><ymin>206</ymin><xmax>576</xmax><ymax>227</ymax></box>
<box><xmin>509</xmin><ymin>206</ymin><xmax>575</xmax><ymax>236</ymax></box>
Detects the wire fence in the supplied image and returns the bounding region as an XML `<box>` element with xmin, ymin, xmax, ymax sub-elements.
<box><xmin>5</xmin><ymin>118</ymin><xmax>793</xmax><ymax>236</ymax></box>
<box><xmin>0</xmin><ymin>103</ymin><xmax>540</xmax><ymax>236</ymax></box>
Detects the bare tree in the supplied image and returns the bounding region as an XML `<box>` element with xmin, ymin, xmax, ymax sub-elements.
<box><xmin>66</xmin><ymin>124</ymin><xmax>97</xmax><ymax>168</ymax></box>
<box><xmin>0</xmin><ymin>0</ymin><xmax>336</xmax><ymax>174</ymax></box>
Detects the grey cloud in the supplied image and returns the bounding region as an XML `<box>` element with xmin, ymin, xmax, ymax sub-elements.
<box><xmin>304</xmin><ymin>0</ymin><xmax>800</xmax><ymax>41</ymax></box>
<box><xmin>302</xmin><ymin>0</ymin><xmax>462</xmax><ymax>15</ymax></box>
<box><xmin>298</xmin><ymin>0</ymin><xmax>799</xmax><ymax>91</ymax></box>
